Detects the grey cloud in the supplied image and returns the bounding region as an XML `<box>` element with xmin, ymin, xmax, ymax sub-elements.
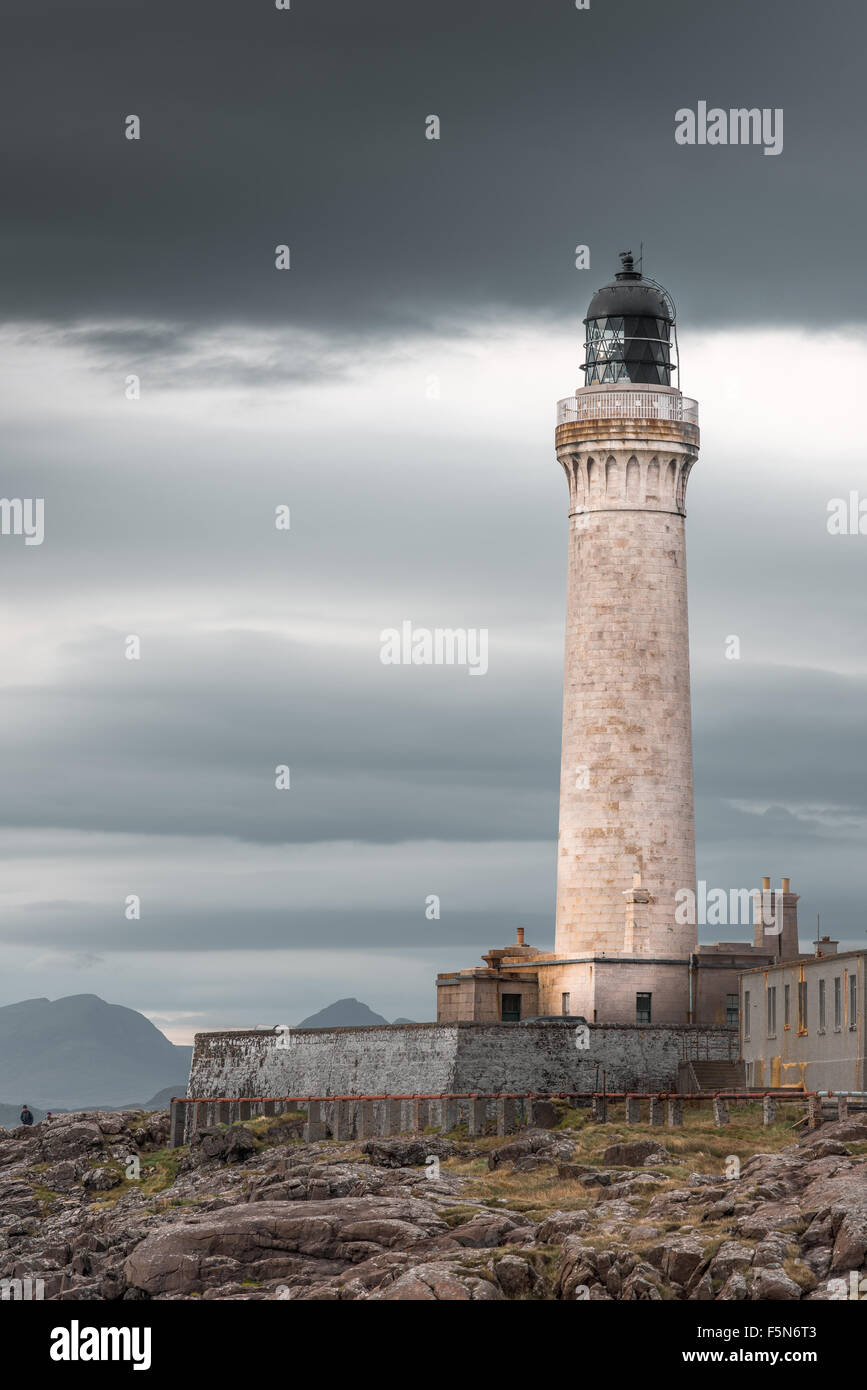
<box><xmin>1</xmin><ymin>0</ymin><xmax>865</xmax><ymax>337</ymax></box>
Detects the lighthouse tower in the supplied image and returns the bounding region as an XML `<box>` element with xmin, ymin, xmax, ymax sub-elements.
<box><xmin>552</xmin><ymin>253</ymin><xmax>700</xmax><ymax>1024</ymax></box>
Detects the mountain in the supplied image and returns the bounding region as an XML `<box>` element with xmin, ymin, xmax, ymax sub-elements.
<box><xmin>138</xmin><ymin>1085</ymin><xmax>187</xmax><ymax>1111</ymax></box>
<box><xmin>0</xmin><ymin>995</ymin><xmax>193</xmax><ymax>1110</ymax></box>
<box><xmin>297</xmin><ymin>998</ymin><xmax>390</xmax><ymax>1028</ymax></box>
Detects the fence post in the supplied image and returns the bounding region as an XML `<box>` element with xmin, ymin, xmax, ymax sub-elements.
<box><xmin>304</xmin><ymin>1100</ymin><xmax>327</xmax><ymax>1142</ymax></box>
<box><xmin>440</xmin><ymin>1098</ymin><xmax>459</xmax><ymax>1132</ymax></box>
<box><xmin>358</xmin><ymin>1100</ymin><xmax>377</xmax><ymax>1140</ymax></box>
<box><xmin>169</xmin><ymin>1100</ymin><xmax>187</xmax><ymax>1148</ymax></box>
<box><xmin>468</xmin><ymin>1098</ymin><xmax>487</xmax><ymax>1137</ymax></box>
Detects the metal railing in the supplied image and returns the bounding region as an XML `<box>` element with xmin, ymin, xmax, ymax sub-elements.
<box><xmin>557</xmin><ymin>390</ymin><xmax>699</xmax><ymax>427</ymax></box>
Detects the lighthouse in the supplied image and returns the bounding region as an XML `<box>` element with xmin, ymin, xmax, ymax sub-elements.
<box><xmin>436</xmin><ymin>254</ymin><xmax>794</xmax><ymax>1030</ymax></box>
<box><xmin>550</xmin><ymin>253</ymin><xmax>701</xmax><ymax>1022</ymax></box>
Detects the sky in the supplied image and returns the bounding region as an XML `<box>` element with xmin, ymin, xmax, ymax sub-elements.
<box><xmin>0</xmin><ymin>0</ymin><xmax>865</xmax><ymax>1042</ymax></box>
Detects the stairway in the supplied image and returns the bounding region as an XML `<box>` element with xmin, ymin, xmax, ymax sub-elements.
<box><xmin>688</xmin><ymin>1060</ymin><xmax>746</xmax><ymax>1093</ymax></box>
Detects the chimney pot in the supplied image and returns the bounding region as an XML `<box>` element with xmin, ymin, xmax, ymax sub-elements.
<box><xmin>516</xmin><ymin>927</ymin><xmax>525</xmax><ymax>946</ymax></box>
<box><xmin>762</xmin><ymin>876</ymin><xmax>770</xmax><ymax>890</ymax></box>
<box><xmin>782</xmin><ymin>877</ymin><xmax>790</xmax><ymax>893</ymax></box>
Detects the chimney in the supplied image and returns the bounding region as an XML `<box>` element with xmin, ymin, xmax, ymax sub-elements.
<box><xmin>753</xmin><ymin>876</ymin><xmax>799</xmax><ymax>959</ymax></box>
<box><xmin>814</xmin><ymin>935</ymin><xmax>838</xmax><ymax>957</ymax></box>
<box><xmin>516</xmin><ymin>927</ymin><xmax>525</xmax><ymax>946</ymax></box>
<box><xmin>778</xmin><ymin>877</ymin><xmax>800</xmax><ymax>960</ymax></box>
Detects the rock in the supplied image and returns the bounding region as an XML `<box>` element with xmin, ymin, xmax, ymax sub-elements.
<box><xmin>621</xmin><ymin>1263</ymin><xmax>662</xmax><ymax>1300</ymax></box>
<box><xmin>718</xmin><ymin>1272</ymin><xmax>749</xmax><ymax>1301</ymax></box>
<box><xmin>494</xmin><ymin>1254</ymin><xmax>536</xmax><ymax>1297</ymax></box>
<box><xmin>736</xmin><ymin>1202</ymin><xmax>804</xmax><ymax>1240</ymax></box>
<box><xmin>439</xmin><ymin>1211</ymin><xmax>530</xmax><ymax>1249</ymax></box>
<box><xmin>369</xmin><ymin>1260</ymin><xmax>504</xmax><ymax>1301</ymax></box>
<box><xmin>487</xmin><ymin>1132</ymin><xmax>573</xmax><ymax>1171</ymax></box>
<box><xmin>123</xmin><ymin>1197</ymin><xmax>449</xmax><ymax>1296</ymax></box>
<box><xmin>225</xmin><ymin>1127</ymin><xmax>259</xmax><ymax>1163</ymax></box>
<box><xmin>360</xmin><ymin>1138</ymin><xmax>454</xmax><ymax>1169</ymax></box>
<box><xmin>82</xmin><ymin>1167</ymin><xmax>122</xmax><ymax>1192</ymax></box>
<box><xmin>557</xmin><ymin>1238</ymin><xmax>599</xmax><ymax>1300</ymax></box>
<box><xmin>42</xmin><ymin>1123</ymin><xmax>104</xmax><ymax>1160</ymax></box>
<box><xmin>750</xmin><ymin>1267</ymin><xmax>802</xmax><ymax>1300</ymax></box>
<box><xmin>535</xmin><ymin>1210</ymin><xmax>593</xmax><ymax>1244</ymax></box>
<box><xmin>689</xmin><ymin>1272</ymin><xmax>714</xmax><ymax>1300</ymax></box>
<box><xmin>817</xmin><ymin>1117</ymin><xmax>867</xmax><ymax>1144</ymax></box>
<box><xmin>798</xmin><ymin>1139</ymin><xmax>851</xmax><ymax>1160</ymax></box>
<box><xmin>708</xmin><ymin>1241</ymin><xmax>754</xmax><ymax>1283</ymax></box>
<box><xmin>802</xmin><ymin>1246</ymin><xmax>831</xmax><ymax>1279</ymax></box>
<box><xmin>556</xmin><ymin>1163</ymin><xmax>609</xmax><ymax>1184</ymax></box>
<box><xmin>602</xmin><ymin>1140</ymin><xmax>668</xmax><ymax>1167</ymax></box>
<box><xmin>647</xmin><ymin>1236</ymin><xmax>706</xmax><ymax>1286</ymax></box>
<box><xmin>752</xmin><ymin>1233</ymin><xmax>791</xmax><ymax>1269</ymax></box>
<box><xmin>830</xmin><ymin>1210</ymin><xmax>867</xmax><ymax>1274</ymax></box>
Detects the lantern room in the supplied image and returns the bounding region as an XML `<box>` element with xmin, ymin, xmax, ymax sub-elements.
<box><xmin>582</xmin><ymin>251</ymin><xmax>676</xmax><ymax>387</ymax></box>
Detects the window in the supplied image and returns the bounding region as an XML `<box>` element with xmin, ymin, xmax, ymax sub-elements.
<box><xmin>636</xmin><ymin>992</ymin><xmax>652</xmax><ymax>1024</ymax></box>
<box><xmin>561</xmin><ymin>992</ymin><xmax>571</xmax><ymax>1017</ymax></box>
<box><xmin>818</xmin><ymin>979</ymin><xmax>826</xmax><ymax>1030</ymax></box>
<box><xmin>834</xmin><ymin>977</ymin><xmax>842</xmax><ymax>1030</ymax></box>
<box><xmin>767</xmin><ymin>986</ymin><xmax>776</xmax><ymax>1036</ymax></box>
<box><xmin>501</xmin><ymin>994</ymin><xmax>521</xmax><ymax>1023</ymax></box>
<box><xmin>798</xmin><ymin>980</ymin><xmax>808</xmax><ymax>1034</ymax></box>
<box><xmin>726</xmin><ymin>993</ymin><xmax>739</xmax><ymax>1027</ymax></box>
<box><xmin>784</xmin><ymin>983</ymin><xmax>790</xmax><ymax>1028</ymax></box>
<box><xmin>850</xmin><ymin>976</ymin><xmax>858</xmax><ymax>1030</ymax></box>
<box><xmin>744</xmin><ymin>990</ymin><xmax>751</xmax><ymax>1040</ymax></box>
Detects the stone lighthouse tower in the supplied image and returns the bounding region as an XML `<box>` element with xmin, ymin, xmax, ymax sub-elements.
<box><xmin>552</xmin><ymin>253</ymin><xmax>701</xmax><ymax>1024</ymax></box>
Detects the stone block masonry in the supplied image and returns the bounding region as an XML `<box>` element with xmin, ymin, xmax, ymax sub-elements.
<box><xmin>187</xmin><ymin>1019</ymin><xmax>735</xmax><ymax>1102</ymax></box>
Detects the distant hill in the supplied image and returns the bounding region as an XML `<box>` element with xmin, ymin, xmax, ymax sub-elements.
<box><xmin>391</xmin><ymin>1017</ymin><xmax>416</xmax><ymax>1025</ymax></box>
<box><xmin>138</xmin><ymin>1085</ymin><xmax>186</xmax><ymax>1111</ymax></box>
<box><xmin>0</xmin><ymin>995</ymin><xmax>193</xmax><ymax>1110</ymax></box>
<box><xmin>296</xmin><ymin>998</ymin><xmax>395</xmax><ymax>1028</ymax></box>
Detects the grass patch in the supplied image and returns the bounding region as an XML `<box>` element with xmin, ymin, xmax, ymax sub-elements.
<box><xmin>439</xmin><ymin>1205</ymin><xmax>483</xmax><ymax>1228</ymax></box>
<box><xmin>784</xmin><ymin>1258</ymin><xmax>817</xmax><ymax>1292</ymax></box>
<box><xmin>89</xmin><ymin>1146</ymin><xmax>183</xmax><ymax>1209</ymax></box>
<box><xmin>29</xmin><ymin>1183</ymin><xmax>61</xmax><ymax>1213</ymax></box>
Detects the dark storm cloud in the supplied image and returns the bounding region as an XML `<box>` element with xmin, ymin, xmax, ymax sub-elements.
<box><xmin>1</xmin><ymin>0</ymin><xmax>865</xmax><ymax>341</ymax></box>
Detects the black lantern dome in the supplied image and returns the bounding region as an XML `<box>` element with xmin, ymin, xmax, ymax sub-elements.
<box><xmin>582</xmin><ymin>252</ymin><xmax>675</xmax><ymax>386</ymax></box>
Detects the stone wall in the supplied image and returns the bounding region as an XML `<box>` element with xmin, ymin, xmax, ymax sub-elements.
<box><xmin>187</xmin><ymin>1021</ymin><xmax>736</xmax><ymax>1100</ymax></box>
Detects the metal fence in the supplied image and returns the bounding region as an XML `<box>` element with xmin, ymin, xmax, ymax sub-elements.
<box><xmin>557</xmin><ymin>390</ymin><xmax>699</xmax><ymax>427</ymax></box>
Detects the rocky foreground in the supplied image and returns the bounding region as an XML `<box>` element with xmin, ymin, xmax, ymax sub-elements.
<box><xmin>1</xmin><ymin>1105</ymin><xmax>865</xmax><ymax>1300</ymax></box>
